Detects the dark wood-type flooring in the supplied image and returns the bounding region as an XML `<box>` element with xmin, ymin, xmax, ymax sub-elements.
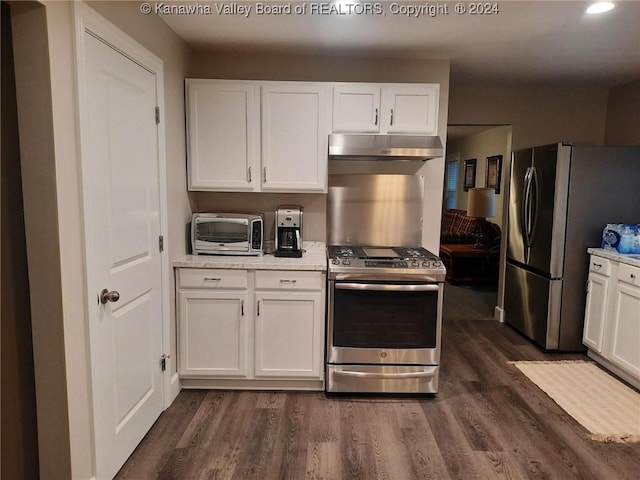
<box><xmin>116</xmin><ymin>283</ymin><xmax>640</xmax><ymax>479</ymax></box>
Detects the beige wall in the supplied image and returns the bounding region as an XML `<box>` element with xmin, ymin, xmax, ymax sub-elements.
<box><xmin>605</xmin><ymin>79</ymin><xmax>640</xmax><ymax>146</ymax></box>
<box><xmin>1</xmin><ymin>3</ymin><xmax>39</xmax><ymax>478</ymax></box>
<box><xmin>448</xmin><ymin>125</ymin><xmax>512</xmax><ymax>229</ymax></box>
<box><xmin>189</xmin><ymin>53</ymin><xmax>450</xmax><ymax>252</ymax></box>
<box><xmin>11</xmin><ymin>3</ymin><xmax>75</xmax><ymax>478</ymax></box>
<box><xmin>448</xmin><ymin>83</ymin><xmax>608</xmax><ymax>149</ymax></box>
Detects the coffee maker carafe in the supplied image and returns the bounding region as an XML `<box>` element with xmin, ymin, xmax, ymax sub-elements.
<box><xmin>275</xmin><ymin>205</ymin><xmax>303</xmax><ymax>257</ymax></box>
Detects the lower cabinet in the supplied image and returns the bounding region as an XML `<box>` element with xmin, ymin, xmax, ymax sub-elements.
<box><xmin>177</xmin><ymin>267</ymin><xmax>325</xmax><ymax>389</ymax></box>
<box><xmin>179</xmin><ymin>290</ymin><xmax>249</xmax><ymax>377</ymax></box>
<box><xmin>583</xmin><ymin>255</ymin><xmax>640</xmax><ymax>388</ymax></box>
<box><xmin>609</xmin><ymin>263</ymin><xmax>640</xmax><ymax>379</ymax></box>
<box><xmin>253</xmin><ymin>271</ymin><xmax>325</xmax><ymax>380</ymax></box>
<box><xmin>583</xmin><ymin>264</ymin><xmax>610</xmax><ymax>353</ymax></box>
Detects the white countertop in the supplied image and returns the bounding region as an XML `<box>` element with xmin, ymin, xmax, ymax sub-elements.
<box><xmin>174</xmin><ymin>241</ymin><xmax>327</xmax><ymax>271</ymax></box>
<box><xmin>587</xmin><ymin>248</ymin><xmax>640</xmax><ymax>268</ymax></box>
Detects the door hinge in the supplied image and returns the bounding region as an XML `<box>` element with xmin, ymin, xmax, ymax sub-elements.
<box><xmin>155</xmin><ymin>106</ymin><xmax>160</xmax><ymax>125</ymax></box>
<box><xmin>160</xmin><ymin>354</ymin><xmax>171</xmax><ymax>371</ymax></box>
<box><xmin>159</xmin><ymin>235</ymin><xmax>164</xmax><ymax>252</ymax></box>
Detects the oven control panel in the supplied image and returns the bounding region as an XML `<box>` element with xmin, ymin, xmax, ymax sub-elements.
<box><xmin>365</xmin><ymin>260</ymin><xmax>409</xmax><ymax>268</ymax></box>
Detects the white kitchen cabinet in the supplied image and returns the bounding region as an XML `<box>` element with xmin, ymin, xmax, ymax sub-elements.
<box><xmin>261</xmin><ymin>83</ymin><xmax>329</xmax><ymax>192</ymax></box>
<box><xmin>332</xmin><ymin>84</ymin><xmax>381</xmax><ymax>133</ymax></box>
<box><xmin>186</xmin><ymin>79</ymin><xmax>260</xmax><ymax>191</ymax></box>
<box><xmin>609</xmin><ymin>263</ymin><xmax>640</xmax><ymax>378</ymax></box>
<box><xmin>332</xmin><ymin>83</ymin><xmax>439</xmax><ymax>135</ymax></box>
<box><xmin>186</xmin><ymin>79</ymin><xmax>329</xmax><ymax>193</ymax></box>
<box><xmin>254</xmin><ymin>271</ymin><xmax>324</xmax><ymax>379</ymax></box>
<box><xmin>582</xmin><ymin>258</ymin><xmax>611</xmax><ymax>352</ymax></box>
<box><xmin>178</xmin><ymin>269</ymin><xmax>249</xmax><ymax>377</ymax></box>
<box><xmin>176</xmin><ymin>266</ymin><xmax>325</xmax><ymax>387</ymax></box>
<box><xmin>583</xmin><ymin>252</ymin><xmax>640</xmax><ymax>389</ymax></box>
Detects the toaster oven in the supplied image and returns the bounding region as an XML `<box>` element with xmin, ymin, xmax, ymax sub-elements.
<box><xmin>191</xmin><ymin>213</ymin><xmax>264</xmax><ymax>255</ymax></box>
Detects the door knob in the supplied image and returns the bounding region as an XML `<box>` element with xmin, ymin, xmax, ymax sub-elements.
<box><xmin>99</xmin><ymin>289</ymin><xmax>120</xmax><ymax>305</ymax></box>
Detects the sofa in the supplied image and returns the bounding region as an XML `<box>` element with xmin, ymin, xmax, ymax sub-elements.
<box><xmin>440</xmin><ymin>209</ymin><xmax>501</xmax><ymax>247</ymax></box>
<box><xmin>440</xmin><ymin>209</ymin><xmax>501</xmax><ymax>283</ymax></box>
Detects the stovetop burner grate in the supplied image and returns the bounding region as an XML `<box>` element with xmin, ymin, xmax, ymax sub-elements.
<box><xmin>327</xmin><ymin>245</ymin><xmax>438</xmax><ymax>260</ymax></box>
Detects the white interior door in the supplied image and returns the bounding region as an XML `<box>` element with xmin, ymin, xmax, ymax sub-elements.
<box><xmin>82</xmin><ymin>33</ymin><xmax>164</xmax><ymax>479</ymax></box>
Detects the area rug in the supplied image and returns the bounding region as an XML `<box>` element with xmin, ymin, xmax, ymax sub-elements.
<box><xmin>510</xmin><ymin>360</ymin><xmax>640</xmax><ymax>443</ymax></box>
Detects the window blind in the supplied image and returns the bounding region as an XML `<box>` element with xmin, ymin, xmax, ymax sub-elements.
<box><xmin>446</xmin><ymin>160</ymin><xmax>458</xmax><ymax>209</ymax></box>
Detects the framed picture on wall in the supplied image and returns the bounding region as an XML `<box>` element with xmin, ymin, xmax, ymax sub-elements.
<box><xmin>463</xmin><ymin>159</ymin><xmax>477</xmax><ymax>191</ymax></box>
<box><xmin>486</xmin><ymin>155</ymin><xmax>503</xmax><ymax>193</ymax></box>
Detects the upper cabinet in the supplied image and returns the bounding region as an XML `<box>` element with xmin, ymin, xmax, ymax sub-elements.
<box><xmin>186</xmin><ymin>79</ymin><xmax>260</xmax><ymax>191</ymax></box>
<box><xmin>332</xmin><ymin>83</ymin><xmax>439</xmax><ymax>135</ymax></box>
<box><xmin>186</xmin><ymin>79</ymin><xmax>440</xmax><ymax>193</ymax></box>
<box><xmin>186</xmin><ymin>79</ymin><xmax>329</xmax><ymax>193</ymax></box>
<box><xmin>261</xmin><ymin>83</ymin><xmax>329</xmax><ymax>192</ymax></box>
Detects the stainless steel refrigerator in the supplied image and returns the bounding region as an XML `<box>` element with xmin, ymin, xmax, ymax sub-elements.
<box><xmin>504</xmin><ymin>143</ymin><xmax>640</xmax><ymax>351</ymax></box>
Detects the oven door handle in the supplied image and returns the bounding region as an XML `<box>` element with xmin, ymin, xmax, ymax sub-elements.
<box><xmin>335</xmin><ymin>283</ymin><xmax>440</xmax><ymax>292</ymax></box>
<box><xmin>332</xmin><ymin>367</ymin><xmax>438</xmax><ymax>380</ymax></box>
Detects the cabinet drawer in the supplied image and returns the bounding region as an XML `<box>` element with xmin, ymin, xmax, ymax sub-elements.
<box><xmin>178</xmin><ymin>268</ymin><xmax>248</xmax><ymax>289</ymax></box>
<box><xmin>255</xmin><ymin>270</ymin><xmax>323</xmax><ymax>290</ymax></box>
<box><xmin>589</xmin><ymin>256</ymin><xmax>611</xmax><ymax>276</ymax></box>
<box><xmin>618</xmin><ymin>263</ymin><xmax>640</xmax><ymax>287</ymax></box>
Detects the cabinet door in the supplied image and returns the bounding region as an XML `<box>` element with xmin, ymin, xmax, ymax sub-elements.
<box><xmin>186</xmin><ymin>80</ymin><xmax>259</xmax><ymax>191</ymax></box>
<box><xmin>332</xmin><ymin>85</ymin><xmax>381</xmax><ymax>133</ymax></box>
<box><xmin>254</xmin><ymin>291</ymin><xmax>323</xmax><ymax>378</ymax></box>
<box><xmin>583</xmin><ymin>272</ymin><xmax>609</xmax><ymax>352</ymax></box>
<box><xmin>381</xmin><ymin>84</ymin><xmax>439</xmax><ymax>134</ymax></box>
<box><xmin>261</xmin><ymin>83</ymin><xmax>329</xmax><ymax>192</ymax></box>
<box><xmin>610</xmin><ymin>281</ymin><xmax>640</xmax><ymax>377</ymax></box>
<box><xmin>178</xmin><ymin>290</ymin><xmax>249</xmax><ymax>376</ymax></box>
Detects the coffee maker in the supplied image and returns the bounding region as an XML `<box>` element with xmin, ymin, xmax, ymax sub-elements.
<box><xmin>275</xmin><ymin>205</ymin><xmax>303</xmax><ymax>257</ymax></box>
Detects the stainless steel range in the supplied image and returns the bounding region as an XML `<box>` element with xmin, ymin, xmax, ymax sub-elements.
<box><xmin>325</xmin><ymin>244</ymin><xmax>446</xmax><ymax>394</ymax></box>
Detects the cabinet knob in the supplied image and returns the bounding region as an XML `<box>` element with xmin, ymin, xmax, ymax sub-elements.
<box><xmin>631</xmin><ymin>273</ymin><xmax>636</xmax><ymax>280</ymax></box>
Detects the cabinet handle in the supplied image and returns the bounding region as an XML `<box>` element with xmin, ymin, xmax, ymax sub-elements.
<box><xmin>631</xmin><ymin>274</ymin><xmax>636</xmax><ymax>280</ymax></box>
<box><xmin>280</xmin><ymin>279</ymin><xmax>297</xmax><ymax>284</ymax></box>
<box><xmin>247</xmin><ymin>167</ymin><xmax>252</xmax><ymax>183</ymax></box>
<box><xmin>390</xmin><ymin>108</ymin><xmax>394</xmax><ymax>126</ymax></box>
<box><xmin>592</xmin><ymin>263</ymin><xmax>602</xmax><ymax>269</ymax></box>
<box><xmin>257</xmin><ymin>300</ymin><xmax>260</xmax><ymax>316</ymax></box>
<box><xmin>204</xmin><ymin>277</ymin><xmax>221</xmax><ymax>282</ymax></box>
<box><xmin>374</xmin><ymin>108</ymin><xmax>378</xmax><ymax>126</ymax></box>
<box><xmin>263</xmin><ymin>166</ymin><xmax>267</xmax><ymax>183</ymax></box>
<box><xmin>241</xmin><ymin>300</ymin><xmax>244</xmax><ymax>316</ymax></box>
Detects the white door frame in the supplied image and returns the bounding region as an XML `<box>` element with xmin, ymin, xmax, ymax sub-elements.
<box><xmin>73</xmin><ymin>0</ymin><xmax>176</xmax><ymax>448</ymax></box>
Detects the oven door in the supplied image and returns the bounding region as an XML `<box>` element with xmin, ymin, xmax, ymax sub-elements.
<box><xmin>327</xmin><ymin>280</ymin><xmax>443</xmax><ymax>365</ymax></box>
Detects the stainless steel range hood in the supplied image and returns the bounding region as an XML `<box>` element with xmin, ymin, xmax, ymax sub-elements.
<box><xmin>329</xmin><ymin>134</ymin><xmax>443</xmax><ymax>161</ymax></box>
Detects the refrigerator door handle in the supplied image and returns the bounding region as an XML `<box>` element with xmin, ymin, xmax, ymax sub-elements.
<box><xmin>529</xmin><ymin>166</ymin><xmax>540</xmax><ymax>246</ymax></box>
<box><xmin>523</xmin><ymin>167</ymin><xmax>533</xmax><ymax>249</ymax></box>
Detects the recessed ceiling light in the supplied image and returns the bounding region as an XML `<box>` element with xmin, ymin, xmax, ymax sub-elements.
<box><xmin>586</xmin><ymin>2</ymin><xmax>615</xmax><ymax>14</ymax></box>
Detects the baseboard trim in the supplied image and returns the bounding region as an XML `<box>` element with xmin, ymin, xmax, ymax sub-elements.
<box><xmin>494</xmin><ymin>306</ymin><xmax>505</xmax><ymax>323</ymax></box>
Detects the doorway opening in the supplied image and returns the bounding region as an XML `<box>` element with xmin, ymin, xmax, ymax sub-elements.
<box><xmin>442</xmin><ymin>124</ymin><xmax>513</xmax><ymax>320</ymax></box>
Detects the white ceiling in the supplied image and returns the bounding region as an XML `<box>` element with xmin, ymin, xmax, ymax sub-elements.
<box><xmin>159</xmin><ymin>0</ymin><xmax>640</xmax><ymax>87</ymax></box>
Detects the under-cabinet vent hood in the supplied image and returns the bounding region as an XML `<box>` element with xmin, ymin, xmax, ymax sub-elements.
<box><xmin>329</xmin><ymin>134</ymin><xmax>443</xmax><ymax>161</ymax></box>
